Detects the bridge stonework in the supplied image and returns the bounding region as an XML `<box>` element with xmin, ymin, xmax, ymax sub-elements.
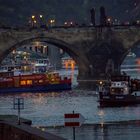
<box><xmin>0</xmin><ymin>26</ymin><xmax>140</xmax><ymax>88</ymax></box>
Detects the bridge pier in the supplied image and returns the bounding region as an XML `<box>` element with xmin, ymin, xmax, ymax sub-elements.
<box><xmin>77</xmin><ymin>56</ymin><xmax>121</xmax><ymax>90</ymax></box>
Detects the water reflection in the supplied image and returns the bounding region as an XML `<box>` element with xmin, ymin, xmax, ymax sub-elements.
<box><xmin>1</xmin><ymin>91</ymin><xmax>140</xmax><ymax>139</ymax></box>
<box><xmin>1</xmin><ymin>91</ymin><xmax>140</xmax><ymax>127</ymax></box>
<box><xmin>98</xmin><ymin>110</ymin><xmax>105</xmax><ymax>117</ymax></box>
<box><xmin>44</xmin><ymin>122</ymin><xmax>140</xmax><ymax>140</ymax></box>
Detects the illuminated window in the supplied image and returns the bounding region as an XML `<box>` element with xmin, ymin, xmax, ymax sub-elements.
<box><xmin>20</xmin><ymin>80</ymin><xmax>26</xmax><ymax>85</ymax></box>
<box><xmin>27</xmin><ymin>80</ymin><xmax>32</xmax><ymax>85</ymax></box>
<box><xmin>51</xmin><ymin>78</ymin><xmax>55</xmax><ymax>82</ymax></box>
<box><xmin>39</xmin><ymin>80</ymin><xmax>43</xmax><ymax>83</ymax></box>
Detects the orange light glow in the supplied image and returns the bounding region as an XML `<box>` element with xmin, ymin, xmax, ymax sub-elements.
<box><xmin>63</xmin><ymin>59</ymin><xmax>76</xmax><ymax>70</ymax></box>
<box><xmin>39</xmin><ymin>80</ymin><xmax>43</xmax><ymax>83</ymax></box>
<box><xmin>71</xmin><ymin>60</ymin><xmax>75</xmax><ymax>70</ymax></box>
<box><xmin>27</xmin><ymin>80</ymin><xmax>32</xmax><ymax>85</ymax></box>
<box><xmin>32</xmin><ymin>15</ymin><xmax>35</xmax><ymax>19</ymax></box>
<box><xmin>136</xmin><ymin>58</ymin><xmax>140</xmax><ymax>65</ymax></box>
<box><xmin>20</xmin><ymin>80</ymin><xmax>26</xmax><ymax>85</ymax></box>
<box><xmin>65</xmin><ymin>61</ymin><xmax>69</xmax><ymax>70</ymax></box>
<box><xmin>136</xmin><ymin>58</ymin><xmax>140</xmax><ymax>73</ymax></box>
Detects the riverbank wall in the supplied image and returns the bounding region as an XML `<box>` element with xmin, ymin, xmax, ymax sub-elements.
<box><xmin>0</xmin><ymin>120</ymin><xmax>66</xmax><ymax>140</ymax></box>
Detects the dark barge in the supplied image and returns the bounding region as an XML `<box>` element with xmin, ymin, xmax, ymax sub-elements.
<box><xmin>98</xmin><ymin>75</ymin><xmax>140</xmax><ymax>107</ymax></box>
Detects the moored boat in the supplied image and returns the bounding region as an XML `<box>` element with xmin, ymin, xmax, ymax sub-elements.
<box><xmin>0</xmin><ymin>71</ymin><xmax>71</xmax><ymax>94</ymax></box>
<box><xmin>98</xmin><ymin>75</ymin><xmax>140</xmax><ymax>107</ymax></box>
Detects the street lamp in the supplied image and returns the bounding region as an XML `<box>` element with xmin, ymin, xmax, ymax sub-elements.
<box><xmin>39</xmin><ymin>15</ymin><xmax>43</xmax><ymax>18</ymax></box>
<box><xmin>50</xmin><ymin>19</ymin><xmax>55</xmax><ymax>27</ymax></box>
<box><xmin>34</xmin><ymin>20</ymin><xmax>37</xmax><ymax>24</ymax></box>
<box><xmin>107</xmin><ymin>17</ymin><xmax>112</xmax><ymax>25</ymax></box>
<box><xmin>39</xmin><ymin>14</ymin><xmax>44</xmax><ymax>27</ymax></box>
<box><xmin>31</xmin><ymin>15</ymin><xmax>36</xmax><ymax>27</ymax></box>
<box><xmin>31</xmin><ymin>15</ymin><xmax>35</xmax><ymax>19</ymax></box>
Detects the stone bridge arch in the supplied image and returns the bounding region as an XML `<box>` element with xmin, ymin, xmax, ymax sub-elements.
<box><xmin>0</xmin><ymin>26</ymin><xmax>140</xmax><ymax>89</ymax></box>
<box><xmin>120</xmin><ymin>39</ymin><xmax>140</xmax><ymax>66</ymax></box>
<box><xmin>2</xmin><ymin>37</ymin><xmax>78</xmax><ymax>62</ymax></box>
<box><xmin>0</xmin><ymin>36</ymin><xmax>92</xmax><ymax>86</ymax></box>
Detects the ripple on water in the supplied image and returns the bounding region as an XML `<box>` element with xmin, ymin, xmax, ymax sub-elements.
<box><xmin>1</xmin><ymin>90</ymin><xmax>140</xmax><ymax>126</ymax></box>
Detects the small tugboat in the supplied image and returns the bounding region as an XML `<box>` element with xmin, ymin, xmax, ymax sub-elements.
<box><xmin>0</xmin><ymin>71</ymin><xmax>71</xmax><ymax>94</ymax></box>
<box><xmin>98</xmin><ymin>74</ymin><xmax>140</xmax><ymax>107</ymax></box>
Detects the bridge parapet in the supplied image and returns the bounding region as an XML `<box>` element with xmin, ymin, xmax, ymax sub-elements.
<box><xmin>0</xmin><ymin>25</ymin><xmax>140</xmax><ymax>87</ymax></box>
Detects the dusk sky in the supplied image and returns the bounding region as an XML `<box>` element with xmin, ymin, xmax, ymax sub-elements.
<box><xmin>0</xmin><ymin>0</ymin><xmax>140</xmax><ymax>25</ymax></box>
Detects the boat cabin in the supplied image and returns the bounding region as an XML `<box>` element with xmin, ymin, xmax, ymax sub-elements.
<box><xmin>110</xmin><ymin>75</ymin><xmax>130</xmax><ymax>95</ymax></box>
<box><xmin>110</xmin><ymin>81</ymin><xmax>129</xmax><ymax>95</ymax></box>
<box><xmin>98</xmin><ymin>75</ymin><xmax>131</xmax><ymax>96</ymax></box>
<box><xmin>98</xmin><ymin>75</ymin><xmax>140</xmax><ymax>107</ymax></box>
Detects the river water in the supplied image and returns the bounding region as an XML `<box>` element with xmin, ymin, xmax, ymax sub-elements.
<box><xmin>1</xmin><ymin>90</ymin><xmax>140</xmax><ymax>127</ymax></box>
<box><xmin>1</xmin><ymin>69</ymin><xmax>140</xmax><ymax>139</ymax></box>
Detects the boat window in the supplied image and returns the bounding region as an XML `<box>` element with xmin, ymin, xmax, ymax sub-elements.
<box><xmin>39</xmin><ymin>80</ymin><xmax>43</xmax><ymax>83</ymax></box>
<box><xmin>111</xmin><ymin>88</ymin><xmax>123</xmax><ymax>94</ymax></box>
<box><xmin>20</xmin><ymin>80</ymin><xmax>26</xmax><ymax>85</ymax></box>
<box><xmin>27</xmin><ymin>80</ymin><xmax>32</xmax><ymax>85</ymax></box>
<box><xmin>51</xmin><ymin>78</ymin><xmax>55</xmax><ymax>81</ymax></box>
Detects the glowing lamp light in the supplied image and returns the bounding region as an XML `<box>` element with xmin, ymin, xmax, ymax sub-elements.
<box><xmin>71</xmin><ymin>61</ymin><xmax>75</xmax><ymax>69</ymax></box>
<box><xmin>31</xmin><ymin>15</ymin><xmax>35</xmax><ymax>19</ymax></box>
<box><xmin>34</xmin><ymin>20</ymin><xmax>37</xmax><ymax>23</ymax></box>
<box><xmin>50</xmin><ymin>20</ymin><xmax>53</xmax><ymax>24</ymax></box>
<box><xmin>70</xmin><ymin>21</ymin><xmax>73</xmax><ymax>25</ymax></box>
<box><xmin>39</xmin><ymin>15</ymin><xmax>43</xmax><ymax>18</ymax></box>
<box><xmin>107</xmin><ymin>18</ymin><xmax>111</xmax><ymax>22</ymax></box>
<box><xmin>50</xmin><ymin>19</ymin><xmax>55</xmax><ymax>24</ymax></box>
<box><xmin>99</xmin><ymin>81</ymin><xmax>103</xmax><ymax>85</ymax></box>
<box><xmin>65</xmin><ymin>61</ymin><xmax>68</xmax><ymax>69</ymax></box>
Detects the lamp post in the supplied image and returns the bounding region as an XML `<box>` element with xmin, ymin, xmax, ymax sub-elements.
<box><xmin>29</xmin><ymin>14</ymin><xmax>46</xmax><ymax>28</ymax></box>
<box><xmin>39</xmin><ymin>14</ymin><xmax>44</xmax><ymax>27</ymax></box>
<box><xmin>31</xmin><ymin>15</ymin><xmax>36</xmax><ymax>27</ymax></box>
<box><xmin>50</xmin><ymin>19</ymin><xmax>55</xmax><ymax>27</ymax></box>
<box><xmin>39</xmin><ymin>15</ymin><xmax>43</xmax><ymax>18</ymax></box>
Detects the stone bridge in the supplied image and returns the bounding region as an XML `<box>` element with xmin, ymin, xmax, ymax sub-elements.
<box><xmin>0</xmin><ymin>26</ymin><xmax>140</xmax><ymax>88</ymax></box>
